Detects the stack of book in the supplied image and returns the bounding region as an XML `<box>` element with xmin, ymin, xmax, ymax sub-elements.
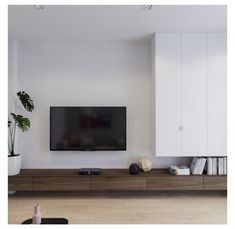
<box><xmin>169</xmin><ymin>165</ymin><xmax>190</xmax><ymax>175</ymax></box>
<box><xmin>206</xmin><ymin>157</ymin><xmax>227</xmax><ymax>175</ymax></box>
<box><xmin>190</xmin><ymin>157</ymin><xmax>227</xmax><ymax>175</ymax></box>
<box><xmin>170</xmin><ymin>157</ymin><xmax>227</xmax><ymax>176</ymax></box>
<box><xmin>190</xmin><ymin>157</ymin><xmax>207</xmax><ymax>175</ymax></box>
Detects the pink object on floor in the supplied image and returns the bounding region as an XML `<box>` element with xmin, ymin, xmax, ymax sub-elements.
<box><xmin>32</xmin><ymin>204</ymin><xmax>41</xmax><ymax>224</ymax></box>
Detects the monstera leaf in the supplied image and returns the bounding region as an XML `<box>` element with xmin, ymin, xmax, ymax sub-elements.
<box><xmin>17</xmin><ymin>91</ymin><xmax>34</xmax><ymax>112</ymax></box>
<box><xmin>11</xmin><ymin>113</ymin><xmax>30</xmax><ymax>132</ymax></box>
<box><xmin>8</xmin><ymin>120</ymin><xmax>12</xmax><ymax>127</ymax></box>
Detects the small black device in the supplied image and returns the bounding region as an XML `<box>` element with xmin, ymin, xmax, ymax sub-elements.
<box><xmin>79</xmin><ymin>168</ymin><xmax>101</xmax><ymax>175</ymax></box>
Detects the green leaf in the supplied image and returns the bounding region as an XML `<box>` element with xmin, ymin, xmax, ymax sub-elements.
<box><xmin>17</xmin><ymin>91</ymin><xmax>34</xmax><ymax>112</ymax></box>
<box><xmin>10</xmin><ymin>113</ymin><xmax>16</xmax><ymax>119</ymax></box>
<box><xmin>10</xmin><ymin>113</ymin><xmax>30</xmax><ymax>132</ymax></box>
<box><xmin>8</xmin><ymin>120</ymin><xmax>12</xmax><ymax>127</ymax></box>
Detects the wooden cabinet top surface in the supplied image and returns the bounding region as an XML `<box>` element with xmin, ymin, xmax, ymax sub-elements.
<box><xmin>13</xmin><ymin>169</ymin><xmax>169</xmax><ymax>177</ymax></box>
<box><xmin>10</xmin><ymin>169</ymin><xmax>227</xmax><ymax>178</ymax></box>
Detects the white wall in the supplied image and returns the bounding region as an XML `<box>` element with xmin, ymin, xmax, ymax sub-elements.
<box><xmin>8</xmin><ymin>41</ymin><xmax>19</xmax><ymax>154</ymax></box>
<box><xmin>10</xmin><ymin>41</ymin><xmax>191</xmax><ymax>168</ymax></box>
<box><xmin>8</xmin><ymin>41</ymin><xmax>18</xmax><ymax>112</ymax></box>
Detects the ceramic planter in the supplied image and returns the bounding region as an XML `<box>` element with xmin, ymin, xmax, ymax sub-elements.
<box><xmin>8</xmin><ymin>154</ymin><xmax>21</xmax><ymax>176</ymax></box>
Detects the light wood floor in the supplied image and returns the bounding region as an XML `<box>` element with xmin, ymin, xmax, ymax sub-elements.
<box><xmin>8</xmin><ymin>191</ymin><xmax>227</xmax><ymax>224</ymax></box>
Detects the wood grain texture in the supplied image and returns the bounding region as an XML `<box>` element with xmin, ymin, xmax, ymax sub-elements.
<box><xmin>15</xmin><ymin>169</ymin><xmax>169</xmax><ymax>177</ymax></box>
<box><xmin>147</xmin><ymin>176</ymin><xmax>203</xmax><ymax>190</ymax></box>
<box><xmin>204</xmin><ymin>176</ymin><xmax>227</xmax><ymax>190</ymax></box>
<box><xmin>33</xmin><ymin>177</ymin><xmax>90</xmax><ymax>191</ymax></box>
<box><xmin>15</xmin><ymin>169</ymin><xmax>82</xmax><ymax>177</ymax></box>
<box><xmin>8</xmin><ymin>177</ymin><xmax>32</xmax><ymax>191</ymax></box>
<box><xmin>90</xmin><ymin>177</ymin><xmax>146</xmax><ymax>190</ymax></box>
<box><xmin>8</xmin><ymin>191</ymin><xmax>227</xmax><ymax>224</ymax></box>
<box><xmin>8</xmin><ymin>169</ymin><xmax>227</xmax><ymax>191</ymax></box>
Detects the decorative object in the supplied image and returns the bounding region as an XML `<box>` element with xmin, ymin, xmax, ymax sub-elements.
<box><xmin>8</xmin><ymin>91</ymin><xmax>34</xmax><ymax>176</ymax></box>
<box><xmin>32</xmin><ymin>204</ymin><xmax>41</xmax><ymax>224</ymax></box>
<box><xmin>169</xmin><ymin>165</ymin><xmax>190</xmax><ymax>175</ymax></box>
<box><xmin>8</xmin><ymin>155</ymin><xmax>22</xmax><ymax>176</ymax></box>
<box><xmin>129</xmin><ymin>163</ymin><xmax>140</xmax><ymax>175</ymax></box>
<box><xmin>137</xmin><ymin>156</ymin><xmax>152</xmax><ymax>172</ymax></box>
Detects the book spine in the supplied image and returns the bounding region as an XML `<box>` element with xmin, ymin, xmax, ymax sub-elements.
<box><xmin>197</xmin><ymin>158</ymin><xmax>202</xmax><ymax>175</ymax></box>
<box><xmin>190</xmin><ymin>157</ymin><xmax>197</xmax><ymax>174</ymax></box>
<box><xmin>218</xmin><ymin>158</ymin><xmax>223</xmax><ymax>175</ymax></box>
<box><xmin>212</xmin><ymin>158</ymin><xmax>217</xmax><ymax>175</ymax></box>
<box><xmin>207</xmin><ymin>157</ymin><xmax>212</xmax><ymax>175</ymax></box>
<box><xmin>223</xmin><ymin>157</ymin><xmax>227</xmax><ymax>175</ymax></box>
<box><xmin>200</xmin><ymin>158</ymin><xmax>206</xmax><ymax>175</ymax></box>
<box><xmin>193</xmin><ymin>158</ymin><xmax>200</xmax><ymax>175</ymax></box>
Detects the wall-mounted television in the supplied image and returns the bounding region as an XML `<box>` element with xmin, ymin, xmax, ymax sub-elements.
<box><xmin>50</xmin><ymin>106</ymin><xmax>126</xmax><ymax>151</ymax></box>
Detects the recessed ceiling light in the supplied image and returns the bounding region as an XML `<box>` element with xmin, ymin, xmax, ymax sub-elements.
<box><xmin>142</xmin><ymin>5</ymin><xmax>152</xmax><ymax>10</ymax></box>
<box><xmin>34</xmin><ymin>5</ymin><xmax>45</xmax><ymax>10</ymax></box>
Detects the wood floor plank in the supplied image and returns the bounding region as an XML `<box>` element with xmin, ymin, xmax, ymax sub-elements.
<box><xmin>8</xmin><ymin>191</ymin><xmax>226</xmax><ymax>224</ymax></box>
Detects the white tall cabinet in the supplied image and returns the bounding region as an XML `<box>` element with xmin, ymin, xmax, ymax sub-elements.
<box><xmin>182</xmin><ymin>34</ymin><xmax>207</xmax><ymax>156</ymax></box>
<box><xmin>155</xmin><ymin>34</ymin><xmax>181</xmax><ymax>156</ymax></box>
<box><xmin>207</xmin><ymin>33</ymin><xmax>227</xmax><ymax>156</ymax></box>
<box><xmin>154</xmin><ymin>33</ymin><xmax>227</xmax><ymax>156</ymax></box>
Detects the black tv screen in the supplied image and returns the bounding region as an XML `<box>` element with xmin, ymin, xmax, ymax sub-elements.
<box><xmin>50</xmin><ymin>107</ymin><xmax>126</xmax><ymax>151</ymax></box>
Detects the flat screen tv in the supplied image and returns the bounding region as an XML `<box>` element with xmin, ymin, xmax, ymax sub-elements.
<box><xmin>50</xmin><ymin>106</ymin><xmax>126</xmax><ymax>151</ymax></box>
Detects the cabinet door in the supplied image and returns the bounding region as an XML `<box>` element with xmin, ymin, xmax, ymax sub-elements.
<box><xmin>203</xmin><ymin>176</ymin><xmax>227</xmax><ymax>190</ymax></box>
<box><xmin>8</xmin><ymin>177</ymin><xmax>32</xmax><ymax>191</ymax></box>
<box><xmin>207</xmin><ymin>33</ymin><xmax>227</xmax><ymax>156</ymax></box>
<box><xmin>155</xmin><ymin>34</ymin><xmax>182</xmax><ymax>156</ymax></box>
<box><xmin>182</xmin><ymin>34</ymin><xmax>207</xmax><ymax>156</ymax></box>
<box><xmin>147</xmin><ymin>176</ymin><xmax>203</xmax><ymax>190</ymax></box>
<box><xmin>33</xmin><ymin>177</ymin><xmax>90</xmax><ymax>190</ymax></box>
<box><xmin>90</xmin><ymin>177</ymin><xmax>146</xmax><ymax>190</ymax></box>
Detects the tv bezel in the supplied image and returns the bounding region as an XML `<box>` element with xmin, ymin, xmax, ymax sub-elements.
<box><xmin>50</xmin><ymin>106</ymin><xmax>127</xmax><ymax>151</ymax></box>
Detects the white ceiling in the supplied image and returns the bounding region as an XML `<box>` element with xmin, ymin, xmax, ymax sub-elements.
<box><xmin>8</xmin><ymin>5</ymin><xmax>227</xmax><ymax>42</ymax></box>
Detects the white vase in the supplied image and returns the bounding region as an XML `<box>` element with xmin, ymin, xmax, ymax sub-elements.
<box><xmin>8</xmin><ymin>154</ymin><xmax>21</xmax><ymax>176</ymax></box>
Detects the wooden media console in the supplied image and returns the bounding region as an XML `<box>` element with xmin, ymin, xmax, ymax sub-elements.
<box><xmin>8</xmin><ymin>169</ymin><xmax>227</xmax><ymax>191</ymax></box>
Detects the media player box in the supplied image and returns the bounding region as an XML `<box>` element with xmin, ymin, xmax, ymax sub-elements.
<box><xmin>79</xmin><ymin>168</ymin><xmax>101</xmax><ymax>175</ymax></box>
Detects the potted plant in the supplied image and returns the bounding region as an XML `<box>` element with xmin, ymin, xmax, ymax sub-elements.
<box><xmin>8</xmin><ymin>91</ymin><xmax>34</xmax><ymax>176</ymax></box>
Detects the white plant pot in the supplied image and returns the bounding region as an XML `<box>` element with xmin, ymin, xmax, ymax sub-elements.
<box><xmin>8</xmin><ymin>154</ymin><xmax>21</xmax><ymax>176</ymax></box>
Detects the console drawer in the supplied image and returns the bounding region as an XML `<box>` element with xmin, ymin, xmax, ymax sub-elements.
<box><xmin>204</xmin><ymin>176</ymin><xmax>227</xmax><ymax>190</ymax></box>
<box><xmin>147</xmin><ymin>176</ymin><xmax>203</xmax><ymax>190</ymax></box>
<box><xmin>33</xmin><ymin>177</ymin><xmax>90</xmax><ymax>190</ymax></box>
<box><xmin>90</xmin><ymin>177</ymin><xmax>146</xmax><ymax>190</ymax></box>
<box><xmin>8</xmin><ymin>177</ymin><xmax>32</xmax><ymax>191</ymax></box>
